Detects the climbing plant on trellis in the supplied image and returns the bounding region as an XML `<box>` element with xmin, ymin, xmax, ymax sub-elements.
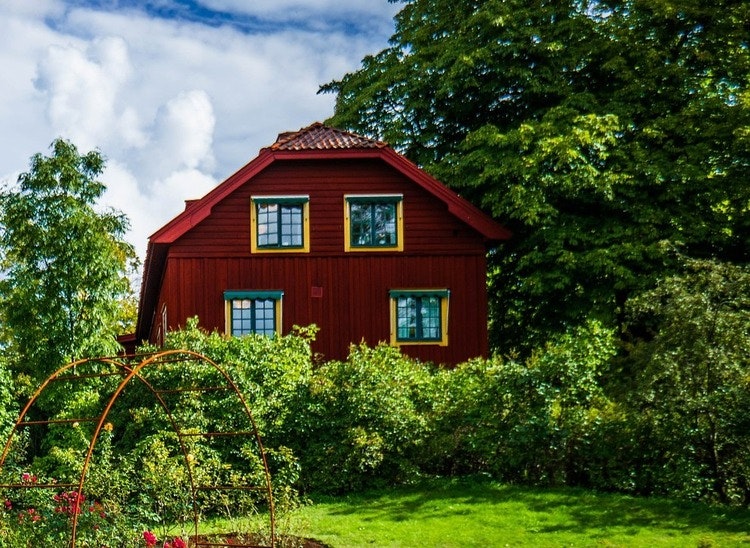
<box><xmin>0</xmin><ymin>350</ymin><xmax>276</xmax><ymax>547</ymax></box>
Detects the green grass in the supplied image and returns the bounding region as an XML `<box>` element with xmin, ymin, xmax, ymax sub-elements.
<box><xmin>281</xmin><ymin>477</ymin><xmax>750</xmax><ymax>547</ymax></box>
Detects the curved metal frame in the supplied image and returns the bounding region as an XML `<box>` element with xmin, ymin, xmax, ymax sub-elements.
<box><xmin>0</xmin><ymin>350</ymin><xmax>275</xmax><ymax>547</ymax></box>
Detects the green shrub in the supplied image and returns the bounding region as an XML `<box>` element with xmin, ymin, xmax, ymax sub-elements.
<box><xmin>290</xmin><ymin>343</ymin><xmax>434</xmax><ymax>492</ymax></box>
<box><xmin>426</xmin><ymin>320</ymin><xmax>617</xmax><ymax>486</ymax></box>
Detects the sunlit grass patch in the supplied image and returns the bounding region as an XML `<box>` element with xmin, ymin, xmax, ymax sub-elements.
<box><xmin>285</xmin><ymin>477</ymin><xmax>750</xmax><ymax>547</ymax></box>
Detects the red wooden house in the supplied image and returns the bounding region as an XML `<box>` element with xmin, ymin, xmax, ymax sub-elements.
<box><xmin>135</xmin><ymin>123</ymin><xmax>510</xmax><ymax>364</ymax></box>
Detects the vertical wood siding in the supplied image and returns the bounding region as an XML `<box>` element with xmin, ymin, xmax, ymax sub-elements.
<box><xmin>152</xmin><ymin>158</ymin><xmax>495</xmax><ymax>364</ymax></box>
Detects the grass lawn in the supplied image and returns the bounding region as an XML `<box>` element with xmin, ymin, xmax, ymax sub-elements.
<box><xmin>280</xmin><ymin>477</ymin><xmax>750</xmax><ymax>547</ymax></box>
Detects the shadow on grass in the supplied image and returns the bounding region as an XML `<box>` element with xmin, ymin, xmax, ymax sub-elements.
<box><xmin>310</xmin><ymin>476</ymin><xmax>750</xmax><ymax>536</ymax></box>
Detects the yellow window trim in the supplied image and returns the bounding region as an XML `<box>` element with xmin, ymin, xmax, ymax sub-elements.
<box><xmin>250</xmin><ymin>196</ymin><xmax>310</xmax><ymax>254</ymax></box>
<box><xmin>389</xmin><ymin>289</ymin><xmax>449</xmax><ymax>347</ymax></box>
<box><xmin>224</xmin><ymin>291</ymin><xmax>283</xmax><ymax>337</ymax></box>
<box><xmin>344</xmin><ymin>194</ymin><xmax>404</xmax><ymax>252</ymax></box>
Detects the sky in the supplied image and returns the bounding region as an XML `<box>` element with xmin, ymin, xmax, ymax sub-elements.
<box><xmin>0</xmin><ymin>0</ymin><xmax>400</xmax><ymax>261</ymax></box>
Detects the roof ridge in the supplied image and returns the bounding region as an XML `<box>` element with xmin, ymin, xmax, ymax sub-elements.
<box><xmin>268</xmin><ymin>122</ymin><xmax>387</xmax><ymax>151</ymax></box>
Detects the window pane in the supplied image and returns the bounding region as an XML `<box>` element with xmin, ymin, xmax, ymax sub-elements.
<box><xmin>349</xmin><ymin>200</ymin><xmax>398</xmax><ymax>247</ymax></box>
<box><xmin>395</xmin><ymin>294</ymin><xmax>442</xmax><ymax>341</ymax></box>
<box><xmin>253</xmin><ymin>299</ymin><xmax>274</xmax><ymax>337</ymax></box>
<box><xmin>231</xmin><ymin>298</ymin><xmax>277</xmax><ymax>337</ymax></box>
<box><xmin>397</xmin><ymin>296</ymin><xmax>418</xmax><ymax>339</ymax></box>
<box><xmin>373</xmin><ymin>203</ymin><xmax>396</xmax><ymax>245</ymax></box>
<box><xmin>280</xmin><ymin>205</ymin><xmax>303</xmax><ymax>247</ymax></box>
<box><xmin>257</xmin><ymin>202</ymin><xmax>304</xmax><ymax>248</ymax></box>
<box><xmin>350</xmin><ymin>203</ymin><xmax>372</xmax><ymax>246</ymax></box>
<box><xmin>421</xmin><ymin>296</ymin><xmax>441</xmax><ymax>339</ymax></box>
<box><xmin>257</xmin><ymin>204</ymin><xmax>279</xmax><ymax>247</ymax></box>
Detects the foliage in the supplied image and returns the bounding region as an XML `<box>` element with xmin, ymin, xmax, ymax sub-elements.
<box><xmin>324</xmin><ymin>0</ymin><xmax>750</xmax><ymax>353</ymax></box>
<box><xmin>0</xmin><ymin>466</ymin><xmax>148</xmax><ymax>547</ymax></box>
<box><xmin>5</xmin><ymin>306</ymin><xmax>750</xmax><ymax>545</ymax></box>
<box><xmin>0</xmin><ymin>359</ymin><xmax>18</xmax><ymax>444</ymax></box>
<box><xmin>162</xmin><ymin>318</ymin><xmax>316</xmax><ymax>439</ymax></box>
<box><xmin>620</xmin><ymin>257</ymin><xmax>750</xmax><ymax>504</ymax></box>
<box><xmin>0</xmin><ymin>139</ymin><xmax>138</xmax><ymax>381</ymax></box>
<box><xmin>140</xmin><ymin>319</ymin><xmax>314</xmax><ymax>513</ymax></box>
<box><xmin>0</xmin><ymin>321</ymin><xmax>318</xmax><ymax>545</ymax></box>
<box><xmin>289</xmin><ymin>343</ymin><xmax>434</xmax><ymax>493</ymax></box>
<box><xmin>425</xmin><ymin>320</ymin><xmax>616</xmax><ymax>485</ymax></box>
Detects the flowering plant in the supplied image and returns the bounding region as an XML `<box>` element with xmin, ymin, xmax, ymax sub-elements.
<box><xmin>143</xmin><ymin>529</ymin><xmax>158</xmax><ymax>546</ymax></box>
<box><xmin>143</xmin><ymin>530</ymin><xmax>187</xmax><ymax>547</ymax></box>
<box><xmin>0</xmin><ymin>471</ymin><xmax>127</xmax><ymax>547</ymax></box>
<box><xmin>165</xmin><ymin>537</ymin><xmax>187</xmax><ymax>548</ymax></box>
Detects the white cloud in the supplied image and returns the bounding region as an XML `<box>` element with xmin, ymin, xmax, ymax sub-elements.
<box><xmin>138</xmin><ymin>90</ymin><xmax>216</xmax><ymax>183</ymax></box>
<box><xmin>0</xmin><ymin>0</ymin><xmax>398</xmax><ymax>265</ymax></box>
<box><xmin>102</xmin><ymin>161</ymin><xmax>217</xmax><ymax>260</ymax></box>
<box><xmin>35</xmin><ymin>36</ymin><xmax>136</xmax><ymax>151</ymax></box>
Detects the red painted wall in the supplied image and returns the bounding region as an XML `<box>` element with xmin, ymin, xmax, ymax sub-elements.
<box><xmin>150</xmin><ymin>158</ymin><xmax>493</xmax><ymax>364</ymax></box>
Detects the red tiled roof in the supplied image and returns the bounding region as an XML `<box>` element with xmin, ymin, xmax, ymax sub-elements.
<box><xmin>268</xmin><ymin>122</ymin><xmax>387</xmax><ymax>151</ymax></box>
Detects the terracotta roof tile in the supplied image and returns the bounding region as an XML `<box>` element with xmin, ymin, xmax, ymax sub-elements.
<box><xmin>268</xmin><ymin>122</ymin><xmax>387</xmax><ymax>151</ymax></box>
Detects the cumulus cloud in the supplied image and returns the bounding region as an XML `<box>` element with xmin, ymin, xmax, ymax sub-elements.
<box><xmin>33</xmin><ymin>29</ymin><xmax>218</xmax><ymax>251</ymax></box>
<box><xmin>102</xmin><ymin>161</ymin><xmax>217</xmax><ymax>260</ymax></box>
<box><xmin>138</xmin><ymin>90</ymin><xmax>216</xmax><ymax>184</ymax></box>
<box><xmin>0</xmin><ymin>0</ymin><xmax>398</xmax><ymax>263</ymax></box>
<box><xmin>34</xmin><ymin>36</ymin><xmax>140</xmax><ymax>151</ymax></box>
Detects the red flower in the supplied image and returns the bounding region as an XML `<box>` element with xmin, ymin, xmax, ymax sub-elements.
<box><xmin>172</xmin><ymin>538</ymin><xmax>187</xmax><ymax>548</ymax></box>
<box><xmin>17</xmin><ymin>508</ymin><xmax>41</xmax><ymax>524</ymax></box>
<box><xmin>19</xmin><ymin>472</ymin><xmax>38</xmax><ymax>483</ymax></box>
<box><xmin>53</xmin><ymin>490</ymin><xmax>86</xmax><ymax>515</ymax></box>
<box><xmin>143</xmin><ymin>530</ymin><xmax>157</xmax><ymax>546</ymax></box>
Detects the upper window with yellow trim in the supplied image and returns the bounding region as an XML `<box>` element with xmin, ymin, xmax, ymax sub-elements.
<box><xmin>389</xmin><ymin>289</ymin><xmax>449</xmax><ymax>346</ymax></box>
<box><xmin>344</xmin><ymin>195</ymin><xmax>403</xmax><ymax>252</ymax></box>
<box><xmin>251</xmin><ymin>196</ymin><xmax>310</xmax><ymax>253</ymax></box>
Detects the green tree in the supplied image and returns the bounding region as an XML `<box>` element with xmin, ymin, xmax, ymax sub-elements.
<box><xmin>623</xmin><ymin>257</ymin><xmax>750</xmax><ymax>503</ymax></box>
<box><xmin>324</xmin><ymin>0</ymin><xmax>750</xmax><ymax>353</ymax></box>
<box><xmin>0</xmin><ymin>139</ymin><xmax>137</xmax><ymax>380</ymax></box>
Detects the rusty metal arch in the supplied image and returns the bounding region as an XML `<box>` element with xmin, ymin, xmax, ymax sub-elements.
<box><xmin>0</xmin><ymin>350</ymin><xmax>275</xmax><ymax>547</ymax></box>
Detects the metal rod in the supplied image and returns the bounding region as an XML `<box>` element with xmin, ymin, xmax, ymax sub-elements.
<box><xmin>0</xmin><ymin>351</ymin><xmax>276</xmax><ymax>548</ymax></box>
<box><xmin>16</xmin><ymin>417</ymin><xmax>100</xmax><ymax>426</ymax></box>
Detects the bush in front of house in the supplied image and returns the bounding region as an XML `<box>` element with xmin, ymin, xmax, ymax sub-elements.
<box><xmin>286</xmin><ymin>342</ymin><xmax>434</xmax><ymax>493</ymax></box>
<box><xmin>421</xmin><ymin>320</ymin><xmax>618</xmax><ymax>486</ymax></box>
<box><xmin>6</xmin><ymin>254</ymin><xmax>750</xmax><ymax>543</ymax></box>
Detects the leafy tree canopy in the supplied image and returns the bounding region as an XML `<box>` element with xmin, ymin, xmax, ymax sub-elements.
<box><xmin>0</xmin><ymin>139</ymin><xmax>137</xmax><ymax>380</ymax></box>
<box><xmin>323</xmin><ymin>0</ymin><xmax>750</xmax><ymax>352</ymax></box>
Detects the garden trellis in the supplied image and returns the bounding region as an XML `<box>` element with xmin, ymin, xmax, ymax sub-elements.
<box><xmin>0</xmin><ymin>350</ymin><xmax>276</xmax><ymax>547</ymax></box>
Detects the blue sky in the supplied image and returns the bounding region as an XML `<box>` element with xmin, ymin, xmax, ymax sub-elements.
<box><xmin>55</xmin><ymin>0</ymin><xmax>397</xmax><ymax>35</ymax></box>
<box><xmin>0</xmin><ymin>0</ymin><xmax>399</xmax><ymax>260</ymax></box>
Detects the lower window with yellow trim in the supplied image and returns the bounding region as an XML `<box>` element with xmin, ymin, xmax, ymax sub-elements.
<box><xmin>224</xmin><ymin>290</ymin><xmax>283</xmax><ymax>337</ymax></box>
<box><xmin>389</xmin><ymin>289</ymin><xmax>449</xmax><ymax>346</ymax></box>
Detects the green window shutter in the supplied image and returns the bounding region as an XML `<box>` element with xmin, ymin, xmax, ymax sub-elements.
<box><xmin>224</xmin><ymin>290</ymin><xmax>284</xmax><ymax>300</ymax></box>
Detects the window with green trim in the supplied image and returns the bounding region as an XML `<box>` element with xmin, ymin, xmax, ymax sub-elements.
<box><xmin>224</xmin><ymin>290</ymin><xmax>283</xmax><ymax>337</ymax></box>
<box><xmin>390</xmin><ymin>290</ymin><xmax>449</xmax><ymax>345</ymax></box>
<box><xmin>345</xmin><ymin>195</ymin><xmax>403</xmax><ymax>252</ymax></box>
<box><xmin>251</xmin><ymin>196</ymin><xmax>309</xmax><ymax>253</ymax></box>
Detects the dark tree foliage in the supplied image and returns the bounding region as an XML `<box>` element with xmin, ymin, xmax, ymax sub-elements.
<box><xmin>0</xmin><ymin>139</ymin><xmax>137</xmax><ymax>380</ymax></box>
<box><xmin>323</xmin><ymin>0</ymin><xmax>750</xmax><ymax>353</ymax></box>
<box><xmin>623</xmin><ymin>257</ymin><xmax>750</xmax><ymax>503</ymax></box>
